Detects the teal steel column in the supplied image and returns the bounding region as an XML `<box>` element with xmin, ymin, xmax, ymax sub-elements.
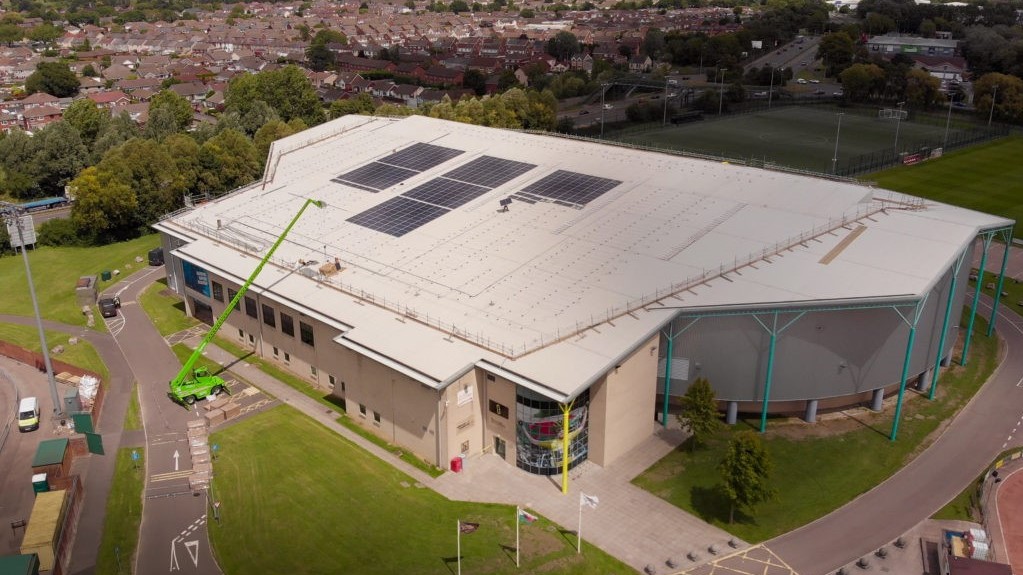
<box><xmin>661</xmin><ymin>334</ymin><xmax>674</xmax><ymax>428</ymax></box>
<box><xmin>987</xmin><ymin>231</ymin><xmax>1012</xmax><ymax>336</ymax></box>
<box><xmin>962</xmin><ymin>234</ymin><xmax>992</xmax><ymax>365</ymax></box>
<box><xmin>930</xmin><ymin>252</ymin><xmax>965</xmax><ymax>400</ymax></box>
<box><xmin>890</xmin><ymin>315</ymin><xmax>918</xmax><ymax>441</ymax></box>
<box><xmin>760</xmin><ymin>314</ymin><xmax>778</xmax><ymax>433</ymax></box>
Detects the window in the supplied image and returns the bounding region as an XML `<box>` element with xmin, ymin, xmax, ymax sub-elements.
<box><xmin>237</xmin><ymin>328</ymin><xmax>244</xmax><ymax>338</ymax></box>
<box><xmin>359</xmin><ymin>404</ymin><xmax>367</xmax><ymax>416</ymax></box>
<box><xmin>281</xmin><ymin>313</ymin><xmax>294</xmax><ymax>337</ymax></box>
<box><xmin>212</xmin><ymin>282</ymin><xmax>224</xmax><ymax>302</ymax></box>
<box><xmin>489</xmin><ymin>400</ymin><xmax>509</xmax><ymax>419</ymax></box>
<box><xmin>227</xmin><ymin>288</ymin><xmax>238</xmax><ymax>310</ymax></box>
<box><xmin>310</xmin><ymin>365</ymin><xmax>317</xmax><ymax>377</ymax></box>
<box><xmin>373</xmin><ymin>411</ymin><xmax>381</xmax><ymax>424</ymax></box>
<box><xmin>461</xmin><ymin>441</ymin><xmax>470</xmax><ymax>454</ymax></box>
<box><xmin>486</xmin><ymin>373</ymin><xmax>495</xmax><ymax>382</ymax></box>
<box><xmin>248</xmin><ymin>334</ymin><xmax>254</xmax><ymax>344</ymax></box>
<box><xmin>283</xmin><ymin>352</ymin><xmax>291</xmax><ymax>363</ymax></box>
<box><xmin>244</xmin><ymin>296</ymin><xmax>257</xmax><ymax>318</ymax></box>
<box><xmin>262</xmin><ymin>304</ymin><xmax>275</xmax><ymax>328</ymax></box>
<box><xmin>300</xmin><ymin>321</ymin><xmax>314</xmax><ymax>346</ymax></box>
<box><xmin>340</xmin><ymin>381</ymin><xmax>346</xmax><ymax>392</ymax></box>
<box><xmin>328</xmin><ymin>374</ymin><xmax>336</xmax><ymax>387</ymax></box>
<box><xmin>273</xmin><ymin>346</ymin><xmax>279</xmax><ymax>357</ymax></box>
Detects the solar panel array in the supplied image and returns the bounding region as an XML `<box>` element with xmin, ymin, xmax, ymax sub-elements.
<box><xmin>520</xmin><ymin>170</ymin><xmax>621</xmax><ymax>206</ymax></box>
<box><xmin>348</xmin><ymin>155</ymin><xmax>538</xmax><ymax>237</ymax></box>
<box><xmin>332</xmin><ymin>143</ymin><xmax>464</xmax><ymax>192</ymax></box>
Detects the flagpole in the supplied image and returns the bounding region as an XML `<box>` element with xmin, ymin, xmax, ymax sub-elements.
<box><xmin>515</xmin><ymin>506</ymin><xmax>520</xmax><ymax>568</ymax></box>
<box><xmin>457</xmin><ymin>520</ymin><xmax>462</xmax><ymax>575</ymax></box>
<box><xmin>577</xmin><ymin>495</ymin><xmax>583</xmax><ymax>554</ymax></box>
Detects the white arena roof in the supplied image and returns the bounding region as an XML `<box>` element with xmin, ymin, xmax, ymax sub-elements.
<box><xmin>156</xmin><ymin>115</ymin><xmax>1011</xmax><ymax>401</ymax></box>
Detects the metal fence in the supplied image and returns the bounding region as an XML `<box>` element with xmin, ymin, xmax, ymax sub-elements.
<box><xmin>837</xmin><ymin>123</ymin><xmax>1009</xmax><ymax>177</ymax></box>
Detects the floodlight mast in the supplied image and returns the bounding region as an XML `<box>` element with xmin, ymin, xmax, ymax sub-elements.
<box><xmin>0</xmin><ymin>201</ymin><xmax>62</xmax><ymax>417</ymax></box>
<box><xmin>168</xmin><ymin>198</ymin><xmax>325</xmax><ymax>404</ymax></box>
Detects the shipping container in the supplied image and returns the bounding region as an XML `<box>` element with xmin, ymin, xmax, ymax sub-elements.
<box><xmin>20</xmin><ymin>490</ymin><xmax>68</xmax><ymax>572</ymax></box>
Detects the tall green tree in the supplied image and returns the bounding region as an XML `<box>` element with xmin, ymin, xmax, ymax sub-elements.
<box><xmin>253</xmin><ymin>119</ymin><xmax>300</xmax><ymax>164</ymax></box>
<box><xmin>197</xmin><ymin>128</ymin><xmax>261</xmax><ymax>196</ymax></box>
<box><xmin>69</xmin><ymin>166</ymin><xmax>139</xmax><ymax>243</ymax></box>
<box><xmin>546</xmin><ymin>31</ymin><xmax>580</xmax><ymax>62</ymax></box>
<box><xmin>0</xmin><ymin>129</ymin><xmax>40</xmax><ymax>199</ymax></box>
<box><xmin>31</xmin><ymin>121</ymin><xmax>89</xmax><ymax>195</ymax></box>
<box><xmin>91</xmin><ymin>112</ymin><xmax>141</xmax><ymax>163</ymax></box>
<box><xmin>99</xmin><ymin>138</ymin><xmax>186</xmax><ymax>225</ymax></box>
<box><xmin>63</xmin><ymin>99</ymin><xmax>109</xmax><ymax>147</ymax></box>
<box><xmin>839</xmin><ymin>63</ymin><xmax>885</xmax><ymax>102</ymax></box>
<box><xmin>306</xmin><ymin>29</ymin><xmax>346</xmax><ymax>71</ymax></box>
<box><xmin>330</xmin><ymin>93</ymin><xmax>376</xmax><ymax>118</ymax></box>
<box><xmin>719</xmin><ymin>431</ymin><xmax>775</xmax><ymax>524</ymax></box>
<box><xmin>25</xmin><ymin>62</ymin><xmax>80</xmax><ymax>97</ymax></box>
<box><xmin>149</xmin><ymin>89</ymin><xmax>194</xmax><ymax>131</ymax></box>
<box><xmin>225</xmin><ymin>66</ymin><xmax>325</xmax><ymax>126</ymax></box>
<box><xmin>677</xmin><ymin>377</ymin><xmax>719</xmax><ymax>451</ymax></box>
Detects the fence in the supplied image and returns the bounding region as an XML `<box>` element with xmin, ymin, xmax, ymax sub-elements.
<box><xmin>837</xmin><ymin>123</ymin><xmax>1009</xmax><ymax>176</ymax></box>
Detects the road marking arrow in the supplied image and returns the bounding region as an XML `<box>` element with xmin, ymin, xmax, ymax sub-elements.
<box><xmin>184</xmin><ymin>540</ymin><xmax>199</xmax><ymax>567</ymax></box>
<box><xmin>169</xmin><ymin>537</ymin><xmax>180</xmax><ymax>571</ymax></box>
<box><xmin>173</xmin><ymin>450</ymin><xmax>180</xmax><ymax>471</ymax></box>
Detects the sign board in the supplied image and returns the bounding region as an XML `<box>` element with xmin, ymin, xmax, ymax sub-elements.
<box><xmin>7</xmin><ymin>215</ymin><xmax>37</xmax><ymax>249</ymax></box>
<box><xmin>456</xmin><ymin>385</ymin><xmax>474</xmax><ymax>406</ymax></box>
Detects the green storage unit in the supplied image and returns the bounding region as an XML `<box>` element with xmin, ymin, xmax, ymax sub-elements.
<box><xmin>31</xmin><ymin>474</ymin><xmax>48</xmax><ymax>494</ymax></box>
<box><xmin>0</xmin><ymin>553</ymin><xmax>41</xmax><ymax>575</ymax></box>
<box><xmin>100</xmin><ymin>270</ymin><xmax>112</xmax><ymax>281</ymax></box>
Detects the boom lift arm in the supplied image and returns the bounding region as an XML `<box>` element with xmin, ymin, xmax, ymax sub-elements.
<box><xmin>169</xmin><ymin>198</ymin><xmax>325</xmax><ymax>404</ymax></box>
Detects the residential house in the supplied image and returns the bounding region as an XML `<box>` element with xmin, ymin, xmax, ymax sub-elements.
<box><xmin>22</xmin><ymin>104</ymin><xmax>63</xmax><ymax>131</ymax></box>
<box><xmin>88</xmin><ymin>90</ymin><xmax>131</xmax><ymax>109</ymax></box>
<box><xmin>424</xmin><ymin>65</ymin><xmax>464</xmax><ymax>86</ymax></box>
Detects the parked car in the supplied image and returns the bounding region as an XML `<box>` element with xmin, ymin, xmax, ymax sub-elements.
<box><xmin>99</xmin><ymin>296</ymin><xmax>121</xmax><ymax>318</ymax></box>
<box><xmin>796</xmin><ymin>78</ymin><xmax>808</xmax><ymax>84</ymax></box>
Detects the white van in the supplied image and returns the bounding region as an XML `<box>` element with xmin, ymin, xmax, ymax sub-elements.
<box><xmin>18</xmin><ymin>397</ymin><xmax>40</xmax><ymax>432</ymax></box>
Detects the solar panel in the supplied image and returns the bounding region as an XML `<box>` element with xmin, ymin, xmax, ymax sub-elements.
<box><xmin>520</xmin><ymin>170</ymin><xmax>621</xmax><ymax>206</ymax></box>
<box><xmin>379</xmin><ymin>143</ymin><xmax>464</xmax><ymax>171</ymax></box>
<box><xmin>346</xmin><ymin>197</ymin><xmax>450</xmax><ymax>237</ymax></box>
<box><xmin>442</xmin><ymin>156</ymin><xmax>536</xmax><ymax>189</ymax></box>
<box><xmin>333</xmin><ymin>163</ymin><xmax>418</xmax><ymax>192</ymax></box>
<box><xmin>403</xmin><ymin>178</ymin><xmax>490</xmax><ymax>209</ymax></box>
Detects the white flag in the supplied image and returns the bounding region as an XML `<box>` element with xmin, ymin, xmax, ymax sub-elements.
<box><xmin>580</xmin><ymin>493</ymin><xmax>599</xmax><ymax>509</ymax></box>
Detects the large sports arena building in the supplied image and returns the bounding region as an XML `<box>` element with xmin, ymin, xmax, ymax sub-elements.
<box><xmin>154</xmin><ymin>115</ymin><xmax>1012</xmax><ymax>475</ymax></box>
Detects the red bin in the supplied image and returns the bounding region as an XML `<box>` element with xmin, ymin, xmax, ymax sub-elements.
<box><xmin>450</xmin><ymin>457</ymin><xmax>463</xmax><ymax>473</ymax></box>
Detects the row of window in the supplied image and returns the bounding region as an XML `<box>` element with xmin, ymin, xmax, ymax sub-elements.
<box><xmin>212</xmin><ymin>280</ymin><xmax>314</xmax><ymax>346</ymax></box>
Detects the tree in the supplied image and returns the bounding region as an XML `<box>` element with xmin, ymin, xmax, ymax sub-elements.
<box><xmin>719</xmin><ymin>431</ymin><xmax>775</xmax><ymax>524</ymax></box>
<box><xmin>149</xmin><ymin>89</ymin><xmax>194</xmax><ymax>131</ymax></box>
<box><xmin>91</xmin><ymin>112</ymin><xmax>141</xmax><ymax>163</ymax></box>
<box><xmin>63</xmin><ymin>99</ymin><xmax>109</xmax><ymax>147</ymax></box>
<box><xmin>306</xmin><ymin>29</ymin><xmax>346</xmax><ymax>71</ymax></box>
<box><xmin>0</xmin><ymin>129</ymin><xmax>41</xmax><ymax>199</ymax></box>
<box><xmin>643</xmin><ymin>28</ymin><xmax>665</xmax><ymax>60</ymax></box>
<box><xmin>27</xmin><ymin>23</ymin><xmax>62</xmax><ymax>45</ymax></box>
<box><xmin>817</xmin><ymin>31</ymin><xmax>855</xmax><ymax>77</ymax></box>
<box><xmin>839</xmin><ymin>63</ymin><xmax>885</xmax><ymax>102</ymax></box>
<box><xmin>330</xmin><ymin>93</ymin><xmax>376</xmax><ymax>118</ymax></box>
<box><xmin>70</xmin><ymin>166</ymin><xmax>139</xmax><ymax>243</ymax></box>
<box><xmin>450</xmin><ymin>0</ymin><xmax>469</xmax><ymax>12</ymax></box>
<box><xmin>677</xmin><ymin>377</ymin><xmax>719</xmax><ymax>451</ymax></box>
<box><xmin>25</xmin><ymin>62</ymin><xmax>80</xmax><ymax>97</ymax></box>
<box><xmin>31</xmin><ymin>122</ymin><xmax>89</xmax><ymax>196</ymax></box>
<box><xmin>253</xmin><ymin>120</ymin><xmax>300</xmax><ymax>165</ymax></box>
<box><xmin>225</xmin><ymin>66</ymin><xmax>325</xmax><ymax>126</ymax></box>
<box><xmin>546</xmin><ymin>31</ymin><xmax>580</xmax><ymax>62</ymax></box>
<box><xmin>81</xmin><ymin>63</ymin><xmax>97</xmax><ymax>77</ymax></box>
<box><xmin>904</xmin><ymin>68</ymin><xmax>941</xmax><ymax>109</ymax></box>
<box><xmin>0</xmin><ymin>24</ymin><xmax>23</xmax><ymax>46</ymax></box>
<box><xmin>974</xmin><ymin>73</ymin><xmax>1023</xmax><ymax>125</ymax></box>
<box><xmin>462</xmin><ymin>69</ymin><xmax>487</xmax><ymax>96</ymax></box>
<box><xmin>196</xmin><ymin>129</ymin><xmax>261</xmax><ymax>196</ymax></box>
<box><xmin>99</xmin><ymin>138</ymin><xmax>187</xmax><ymax>225</ymax></box>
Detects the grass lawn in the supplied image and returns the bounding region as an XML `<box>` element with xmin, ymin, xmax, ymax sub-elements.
<box><xmin>633</xmin><ymin>313</ymin><xmax>998</xmax><ymax>543</ymax></box>
<box><xmin>137</xmin><ymin>278</ymin><xmax>199</xmax><ymax>337</ymax></box>
<box><xmin>0</xmin><ymin>323</ymin><xmax>109</xmax><ymax>381</ymax></box>
<box><xmin>867</xmin><ymin>136</ymin><xmax>1023</xmax><ymax>233</ymax></box>
<box><xmin>208</xmin><ymin>406</ymin><xmax>631</xmax><ymax>575</ymax></box>
<box><xmin>0</xmin><ymin>235</ymin><xmax>160</xmax><ymax>326</ymax></box>
<box><xmin>95</xmin><ymin>448</ymin><xmax>145</xmax><ymax>575</ymax></box>
<box><xmin>617</xmin><ymin>106</ymin><xmax>951</xmax><ymax>173</ymax></box>
<box><xmin>124</xmin><ymin>384</ymin><xmax>142</xmax><ymax>431</ymax></box>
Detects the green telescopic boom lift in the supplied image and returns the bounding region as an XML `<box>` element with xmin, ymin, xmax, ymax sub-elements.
<box><xmin>168</xmin><ymin>198</ymin><xmax>325</xmax><ymax>405</ymax></box>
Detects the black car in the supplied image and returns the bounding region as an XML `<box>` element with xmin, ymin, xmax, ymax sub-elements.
<box><xmin>148</xmin><ymin>247</ymin><xmax>164</xmax><ymax>266</ymax></box>
<box><xmin>99</xmin><ymin>296</ymin><xmax>121</xmax><ymax>318</ymax></box>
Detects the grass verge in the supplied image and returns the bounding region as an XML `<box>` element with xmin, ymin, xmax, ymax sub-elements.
<box><xmin>124</xmin><ymin>384</ymin><xmax>142</xmax><ymax>431</ymax></box>
<box><xmin>0</xmin><ymin>323</ymin><xmax>109</xmax><ymax>381</ymax></box>
<box><xmin>0</xmin><ymin>235</ymin><xmax>160</xmax><ymax>325</ymax></box>
<box><xmin>95</xmin><ymin>448</ymin><xmax>145</xmax><ymax>575</ymax></box>
<box><xmin>137</xmin><ymin>278</ymin><xmax>199</xmax><ymax>337</ymax></box>
<box><xmin>932</xmin><ymin>447</ymin><xmax>1023</xmax><ymax>521</ymax></box>
<box><xmin>208</xmin><ymin>405</ymin><xmax>631</xmax><ymax>575</ymax></box>
<box><xmin>633</xmin><ymin>313</ymin><xmax>999</xmax><ymax>543</ymax></box>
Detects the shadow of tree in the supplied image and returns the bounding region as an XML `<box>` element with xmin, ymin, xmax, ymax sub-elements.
<box><xmin>690</xmin><ymin>484</ymin><xmax>752</xmax><ymax>525</ymax></box>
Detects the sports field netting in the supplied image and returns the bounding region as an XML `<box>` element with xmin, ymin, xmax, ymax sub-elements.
<box><xmin>614</xmin><ymin>106</ymin><xmax>984</xmax><ymax>175</ymax></box>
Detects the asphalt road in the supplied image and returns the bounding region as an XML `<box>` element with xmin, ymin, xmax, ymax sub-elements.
<box><xmin>99</xmin><ymin>267</ymin><xmax>222</xmax><ymax>575</ymax></box>
<box><xmin>767</xmin><ymin>294</ymin><xmax>1023</xmax><ymax>574</ymax></box>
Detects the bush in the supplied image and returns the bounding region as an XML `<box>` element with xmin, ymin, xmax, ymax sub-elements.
<box><xmin>37</xmin><ymin>217</ymin><xmax>85</xmax><ymax>247</ymax></box>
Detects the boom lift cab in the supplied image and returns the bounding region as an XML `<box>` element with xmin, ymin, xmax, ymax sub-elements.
<box><xmin>168</xmin><ymin>198</ymin><xmax>324</xmax><ymax>406</ymax></box>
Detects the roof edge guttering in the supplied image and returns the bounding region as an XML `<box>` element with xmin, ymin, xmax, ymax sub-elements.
<box><xmin>335</xmin><ymin>336</ymin><xmax>440</xmax><ymax>388</ymax></box>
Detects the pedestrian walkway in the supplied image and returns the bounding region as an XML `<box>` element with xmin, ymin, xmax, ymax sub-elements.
<box><xmin>191</xmin><ymin>337</ymin><xmax>743</xmax><ymax>574</ymax></box>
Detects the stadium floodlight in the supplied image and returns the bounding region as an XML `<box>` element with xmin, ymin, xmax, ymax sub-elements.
<box><xmin>893</xmin><ymin>101</ymin><xmax>906</xmax><ymax>155</ymax></box>
<box><xmin>832</xmin><ymin>113</ymin><xmax>844</xmax><ymax>175</ymax></box>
